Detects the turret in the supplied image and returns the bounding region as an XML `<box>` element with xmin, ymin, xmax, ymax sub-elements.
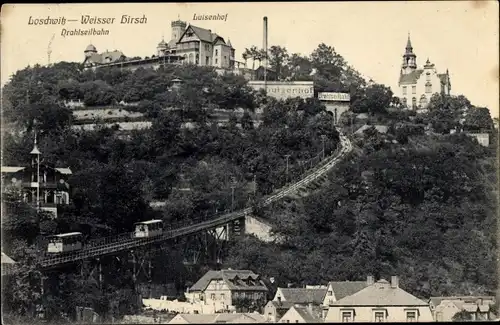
<box><xmin>84</xmin><ymin>44</ymin><xmax>97</xmax><ymax>58</ymax></box>
<box><xmin>401</xmin><ymin>33</ymin><xmax>417</xmax><ymax>74</ymax></box>
<box><xmin>171</xmin><ymin>19</ymin><xmax>187</xmax><ymax>43</ymax></box>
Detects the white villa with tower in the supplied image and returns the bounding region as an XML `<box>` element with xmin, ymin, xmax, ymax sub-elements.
<box><xmin>398</xmin><ymin>34</ymin><xmax>451</xmax><ymax>110</ymax></box>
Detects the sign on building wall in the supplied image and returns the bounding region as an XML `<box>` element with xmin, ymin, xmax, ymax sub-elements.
<box><xmin>318</xmin><ymin>92</ymin><xmax>351</xmax><ymax>102</ymax></box>
<box><xmin>248</xmin><ymin>81</ymin><xmax>314</xmax><ymax>100</ymax></box>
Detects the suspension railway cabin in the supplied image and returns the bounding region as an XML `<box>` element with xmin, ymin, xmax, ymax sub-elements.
<box><xmin>47</xmin><ymin>232</ymin><xmax>83</xmax><ymax>253</ymax></box>
<box><xmin>133</xmin><ymin>220</ymin><xmax>164</xmax><ymax>238</ymax></box>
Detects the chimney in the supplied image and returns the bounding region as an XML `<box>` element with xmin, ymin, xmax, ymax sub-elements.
<box><xmin>263</xmin><ymin>17</ymin><xmax>268</xmax><ymax>66</ymax></box>
<box><xmin>307</xmin><ymin>302</ymin><xmax>313</xmax><ymax>314</ymax></box>
<box><xmin>367</xmin><ymin>275</ymin><xmax>374</xmax><ymax>286</ymax></box>
<box><xmin>287</xmin><ymin>283</ymin><xmax>293</xmax><ymax>288</ymax></box>
<box><xmin>391</xmin><ymin>276</ymin><xmax>399</xmax><ymax>288</ymax></box>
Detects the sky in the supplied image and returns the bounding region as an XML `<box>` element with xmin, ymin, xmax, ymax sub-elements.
<box><xmin>1</xmin><ymin>1</ymin><xmax>498</xmax><ymax>117</ymax></box>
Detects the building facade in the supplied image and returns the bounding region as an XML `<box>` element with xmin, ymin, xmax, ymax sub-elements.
<box><xmin>83</xmin><ymin>19</ymin><xmax>238</xmax><ymax>71</ymax></box>
<box><xmin>398</xmin><ymin>34</ymin><xmax>451</xmax><ymax>110</ymax></box>
<box><xmin>186</xmin><ymin>269</ymin><xmax>268</xmax><ymax>312</ymax></box>
<box><xmin>324</xmin><ymin>277</ymin><xmax>434</xmax><ymax>323</ymax></box>
<box><xmin>429</xmin><ymin>296</ymin><xmax>496</xmax><ymax>322</ymax></box>
<box><xmin>1</xmin><ymin>138</ymin><xmax>72</xmax><ymax>218</ymax></box>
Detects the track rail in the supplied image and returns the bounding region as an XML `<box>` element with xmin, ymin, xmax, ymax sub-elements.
<box><xmin>35</xmin><ymin>133</ymin><xmax>352</xmax><ymax>269</ymax></box>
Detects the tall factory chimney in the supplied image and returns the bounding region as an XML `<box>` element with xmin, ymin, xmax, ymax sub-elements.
<box><xmin>263</xmin><ymin>16</ymin><xmax>268</xmax><ymax>88</ymax></box>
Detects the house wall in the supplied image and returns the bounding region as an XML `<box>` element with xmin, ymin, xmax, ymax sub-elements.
<box><xmin>204</xmin><ymin>279</ymin><xmax>233</xmax><ymax>311</ymax></box>
<box><xmin>322</xmin><ymin>284</ymin><xmax>336</xmax><ymax>306</ymax></box>
<box><xmin>322</xmin><ymin>102</ymin><xmax>350</xmax><ymax>125</ymax></box>
<box><xmin>399</xmin><ymin>66</ymin><xmax>445</xmax><ymax>109</ymax></box>
<box><xmin>279</xmin><ymin>308</ymin><xmax>307</xmax><ymax>323</ymax></box>
<box><xmin>325</xmin><ymin>306</ymin><xmax>434</xmax><ymax>323</ymax></box>
<box><xmin>433</xmin><ymin>301</ymin><xmax>461</xmax><ymax>322</ymax></box>
<box><xmin>263</xmin><ymin>303</ymin><xmax>279</xmax><ymax>322</ymax></box>
<box><xmin>244</xmin><ymin>215</ymin><xmax>275</xmax><ymax>242</ymax></box>
<box><xmin>466</xmin><ymin>133</ymin><xmax>490</xmax><ymax>147</ymax></box>
<box><xmin>142</xmin><ymin>298</ymin><xmax>222</xmax><ymax>314</ymax></box>
<box><xmin>248</xmin><ymin>81</ymin><xmax>314</xmax><ymax>100</ymax></box>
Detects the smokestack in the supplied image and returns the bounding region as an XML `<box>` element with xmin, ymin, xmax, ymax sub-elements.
<box><xmin>263</xmin><ymin>16</ymin><xmax>268</xmax><ymax>87</ymax></box>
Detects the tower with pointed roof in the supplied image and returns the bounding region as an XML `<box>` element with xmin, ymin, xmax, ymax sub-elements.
<box><xmin>397</xmin><ymin>34</ymin><xmax>451</xmax><ymax>110</ymax></box>
<box><xmin>401</xmin><ymin>33</ymin><xmax>417</xmax><ymax>75</ymax></box>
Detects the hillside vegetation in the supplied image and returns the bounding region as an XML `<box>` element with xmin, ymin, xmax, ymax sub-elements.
<box><xmin>1</xmin><ymin>42</ymin><xmax>497</xmax><ymax>321</ymax></box>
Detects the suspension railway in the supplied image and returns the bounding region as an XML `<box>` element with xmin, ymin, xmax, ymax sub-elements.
<box><xmin>10</xmin><ymin>133</ymin><xmax>352</xmax><ymax>272</ymax></box>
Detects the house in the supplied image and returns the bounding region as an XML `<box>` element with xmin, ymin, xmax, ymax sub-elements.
<box><xmin>168</xmin><ymin>312</ymin><xmax>266</xmax><ymax>324</ymax></box>
<box><xmin>354</xmin><ymin>124</ymin><xmax>389</xmax><ymax>136</ymax></box>
<box><xmin>264</xmin><ymin>301</ymin><xmax>294</xmax><ymax>323</ymax></box>
<box><xmin>265</xmin><ymin>287</ymin><xmax>326</xmax><ymax>322</ymax></box>
<box><xmin>465</xmin><ymin>133</ymin><xmax>490</xmax><ymax>147</ymax></box>
<box><xmin>1</xmin><ymin>137</ymin><xmax>72</xmax><ymax>218</ymax></box>
<box><xmin>186</xmin><ymin>269</ymin><xmax>268</xmax><ymax>312</ymax></box>
<box><xmin>279</xmin><ymin>305</ymin><xmax>323</xmax><ymax>323</ymax></box>
<box><xmin>324</xmin><ymin>276</ymin><xmax>433</xmax><ymax>323</ymax></box>
<box><xmin>397</xmin><ymin>34</ymin><xmax>451</xmax><ymax>109</ymax></box>
<box><xmin>429</xmin><ymin>296</ymin><xmax>496</xmax><ymax>322</ymax></box>
<box><xmin>320</xmin><ymin>277</ymin><xmax>372</xmax><ymax>318</ymax></box>
<box><xmin>273</xmin><ymin>287</ymin><xmax>327</xmax><ymax>305</ymax></box>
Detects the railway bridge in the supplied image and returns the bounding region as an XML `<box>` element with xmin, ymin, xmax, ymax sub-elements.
<box><xmin>2</xmin><ymin>133</ymin><xmax>352</xmax><ymax>311</ymax></box>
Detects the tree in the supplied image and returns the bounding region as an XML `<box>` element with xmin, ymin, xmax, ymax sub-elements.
<box><xmin>351</xmin><ymin>84</ymin><xmax>393</xmax><ymax>115</ymax></box>
<box><xmin>268</xmin><ymin>46</ymin><xmax>289</xmax><ymax>80</ymax></box>
<box><xmin>452</xmin><ymin>310</ymin><xmax>472</xmax><ymax>322</ymax></box>
<box><xmin>463</xmin><ymin>106</ymin><xmax>494</xmax><ymax>132</ymax></box>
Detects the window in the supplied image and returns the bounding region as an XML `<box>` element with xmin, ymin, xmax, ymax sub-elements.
<box><xmin>206</xmin><ymin>56</ymin><xmax>210</xmax><ymax>65</ymax></box>
<box><xmin>215</xmin><ymin>49</ymin><xmax>218</xmax><ymax>55</ymax></box>
<box><xmin>420</xmin><ymin>95</ymin><xmax>427</xmax><ymax>107</ymax></box>
<box><xmin>402</xmin><ymin>86</ymin><xmax>407</xmax><ymax>95</ymax></box>
<box><xmin>210</xmin><ymin>293</ymin><xmax>215</xmax><ymax>300</ymax></box>
<box><xmin>412</xmin><ymin>85</ymin><xmax>416</xmax><ymax>94</ymax></box>
<box><xmin>220</xmin><ymin>293</ymin><xmax>225</xmax><ymax>300</ymax></box>
<box><xmin>295</xmin><ymin>320</ymin><xmax>299</xmax><ymax>323</ymax></box>
<box><xmin>341</xmin><ymin>311</ymin><xmax>353</xmax><ymax>322</ymax></box>
<box><xmin>406</xmin><ymin>311</ymin><xmax>417</xmax><ymax>322</ymax></box>
<box><xmin>426</xmin><ymin>72</ymin><xmax>431</xmax><ymax>81</ymax></box>
<box><xmin>215</xmin><ymin>58</ymin><xmax>218</xmax><ymax>64</ymax></box>
<box><xmin>425</xmin><ymin>82</ymin><xmax>432</xmax><ymax>94</ymax></box>
<box><xmin>195</xmin><ymin>54</ymin><xmax>199</xmax><ymax>65</ymax></box>
<box><xmin>327</xmin><ymin>291</ymin><xmax>333</xmax><ymax>296</ymax></box>
<box><xmin>412</xmin><ymin>97</ymin><xmax>417</xmax><ymax>109</ymax></box>
<box><xmin>402</xmin><ymin>98</ymin><xmax>407</xmax><ymax>107</ymax></box>
<box><xmin>374</xmin><ymin>311</ymin><xmax>385</xmax><ymax>322</ymax></box>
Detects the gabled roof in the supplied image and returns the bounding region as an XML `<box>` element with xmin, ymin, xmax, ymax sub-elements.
<box><xmin>179</xmin><ymin>25</ymin><xmax>227</xmax><ymax>45</ymax></box>
<box><xmin>1</xmin><ymin>252</ymin><xmax>16</xmax><ymax>264</ymax></box>
<box><xmin>399</xmin><ymin>69</ymin><xmax>424</xmax><ymax>85</ymax></box>
<box><xmin>327</xmin><ymin>281</ymin><xmax>369</xmax><ymax>300</ymax></box>
<box><xmin>277</xmin><ymin>288</ymin><xmax>327</xmax><ymax>305</ymax></box>
<box><xmin>289</xmin><ymin>306</ymin><xmax>323</xmax><ymax>323</ymax></box>
<box><xmin>85</xmin><ymin>50</ymin><xmax>125</xmax><ymax>65</ymax></box>
<box><xmin>190</xmin><ymin>269</ymin><xmax>267</xmax><ymax>292</ymax></box>
<box><xmin>1</xmin><ymin>166</ymin><xmax>26</xmax><ymax>173</ymax></box>
<box><xmin>329</xmin><ymin>279</ymin><xmax>429</xmax><ymax>306</ymax></box>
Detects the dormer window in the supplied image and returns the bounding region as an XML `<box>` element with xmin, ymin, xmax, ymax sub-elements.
<box><xmin>186</xmin><ymin>31</ymin><xmax>194</xmax><ymax>37</ymax></box>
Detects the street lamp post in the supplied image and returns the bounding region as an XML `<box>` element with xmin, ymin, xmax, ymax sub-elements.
<box><xmin>30</xmin><ymin>132</ymin><xmax>41</xmax><ymax>212</ymax></box>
